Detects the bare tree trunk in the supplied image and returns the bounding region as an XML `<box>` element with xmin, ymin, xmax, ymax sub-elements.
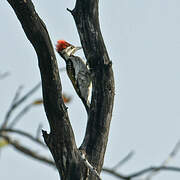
<box><xmin>70</xmin><ymin>0</ymin><xmax>115</xmax><ymax>174</ymax></box>
<box><xmin>7</xmin><ymin>0</ymin><xmax>115</xmax><ymax>179</ymax></box>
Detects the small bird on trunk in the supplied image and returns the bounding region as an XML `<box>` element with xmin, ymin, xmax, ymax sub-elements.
<box><xmin>56</xmin><ymin>40</ymin><xmax>91</xmax><ymax>113</ymax></box>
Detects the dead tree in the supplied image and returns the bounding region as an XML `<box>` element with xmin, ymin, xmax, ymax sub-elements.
<box><xmin>7</xmin><ymin>0</ymin><xmax>114</xmax><ymax>179</ymax></box>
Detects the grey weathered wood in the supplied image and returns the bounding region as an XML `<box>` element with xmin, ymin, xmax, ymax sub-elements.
<box><xmin>71</xmin><ymin>0</ymin><xmax>115</xmax><ymax>174</ymax></box>
<box><xmin>6</xmin><ymin>1</ymin><xmax>81</xmax><ymax>179</ymax></box>
<box><xmin>7</xmin><ymin>0</ymin><xmax>114</xmax><ymax>179</ymax></box>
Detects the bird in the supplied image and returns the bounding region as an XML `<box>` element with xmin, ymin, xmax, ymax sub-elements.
<box><xmin>56</xmin><ymin>40</ymin><xmax>92</xmax><ymax>113</ymax></box>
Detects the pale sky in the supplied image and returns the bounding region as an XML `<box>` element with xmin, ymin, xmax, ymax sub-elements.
<box><xmin>1</xmin><ymin>0</ymin><xmax>180</xmax><ymax>180</ymax></box>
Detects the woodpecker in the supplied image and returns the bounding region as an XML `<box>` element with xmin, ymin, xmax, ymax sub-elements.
<box><xmin>56</xmin><ymin>40</ymin><xmax>91</xmax><ymax>113</ymax></box>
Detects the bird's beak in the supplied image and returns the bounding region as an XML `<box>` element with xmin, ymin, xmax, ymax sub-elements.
<box><xmin>66</xmin><ymin>46</ymin><xmax>82</xmax><ymax>56</ymax></box>
<box><xmin>72</xmin><ymin>46</ymin><xmax>82</xmax><ymax>54</ymax></box>
<box><xmin>75</xmin><ymin>46</ymin><xmax>82</xmax><ymax>51</ymax></box>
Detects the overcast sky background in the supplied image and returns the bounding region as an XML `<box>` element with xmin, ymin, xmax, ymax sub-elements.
<box><xmin>1</xmin><ymin>0</ymin><xmax>180</xmax><ymax>180</ymax></box>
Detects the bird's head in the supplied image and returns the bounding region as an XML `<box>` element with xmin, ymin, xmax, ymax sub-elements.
<box><xmin>56</xmin><ymin>40</ymin><xmax>81</xmax><ymax>56</ymax></box>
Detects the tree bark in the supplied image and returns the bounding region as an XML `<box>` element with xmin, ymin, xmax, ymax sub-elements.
<box><xmin>7</xmin><ymin>0</ymin><xmax>114</xmax><ymax>179</ymax></box>
<box><xmin>71</xmin><ymin>0</ymin><xmax>115</xmax><ymax>173</ymax></box>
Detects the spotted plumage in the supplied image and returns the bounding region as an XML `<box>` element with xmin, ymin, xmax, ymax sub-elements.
<box><xmin>56</xmin><ymin>40</ymin><xmax>91</xmax><ymax>113</ymax></box>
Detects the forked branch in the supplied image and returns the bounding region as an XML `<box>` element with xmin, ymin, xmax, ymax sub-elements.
<box><xmin>71</xmin><ymin>0</ymin><xmax>115</xmax><ymax>173</ymax></box>
<box><xmin>6</xmin><ymin>0</ymin><xmax>78</xmax><ymax>179</ymax></box>
<box><xmin>7</xmin><ymin>0</ymin><xmax>114</xmax><ymax>179</ymax></box>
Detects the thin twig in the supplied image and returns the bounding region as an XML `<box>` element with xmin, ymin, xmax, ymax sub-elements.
<box><xmin>112</xmin><ymin>151</ymin><xmax>134</xmax><ymax>170</ymax></box>
<box><xmin>8</xmin><ymin>103</ymin><xmax>33</xmax><ymax>128</ymax></box>
<box><xmin>144</xmin><ymin>140</ymin><xmax>180</xmax><ymax>180</ymax></box>
<box><xmin>0</xmin><ymin>128</ymin><xmax>46</xmax><ymax>148</ymax></box>
<box><xmin>11</xmin><ymin>86</ymin><xmax>24</xmax><ymax>105</ymax></box>
<box><xmin>103</xmin><ymin>142</ymin><xmax>180</xmax><ymax>180</ymax></box>
<box><xmin>0</xmin><ymin>135</ymin><xmax>54</xmax><ymax>167</ymax></box>
<box><xmin>2</xmin><ymin>86</ymin><xmax>23</xmax><ymax>128</ymax></box>
<box><xmin>127</xmin><ymin>166</ymin><xmax>180</xmax><ymax>179</ymax></box>
<box><xmin>103</xmin><ymin>166</ymin><xmax>180</xmax><ymax>180</ymax></box>
<box><xmin>102</xmin><ymin>167</ymin><xmax>128</xmax><ymax>179</ymax></box>
<box><xmin>2</xmin><ymin>82</ymin><xmax>41</xmax><ymax>128</ymax></box>
<box><xmin>13</xmin><ymin>82</ymin><xmax>41</xmax><ymax>107</ymax></box>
